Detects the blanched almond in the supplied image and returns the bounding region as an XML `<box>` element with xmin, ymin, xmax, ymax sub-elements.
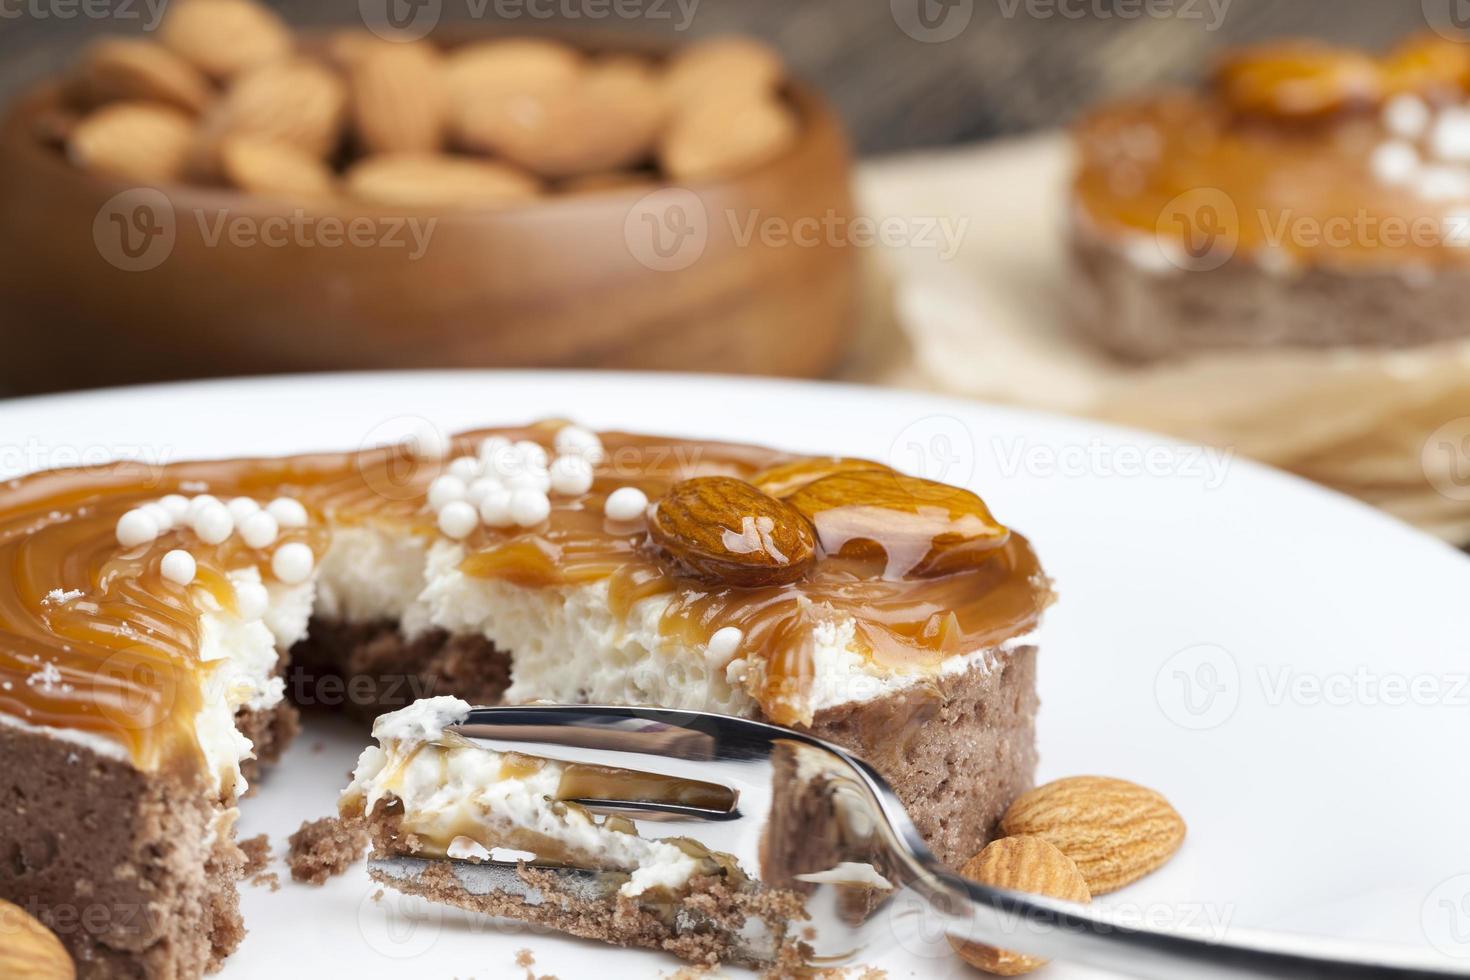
<box><xmin>659</xmin><ymin>93</ymin><xmax>798</xmax><ymax>180</ymax></box>
<box><xmin>664</xmin><ymin>36</ymin><xmax>784</xmax><ymax>110</ymax></box>
<box><xmin>74</xmin><ymin>38</ymin><xmax>213</xmax><ymax>114</ymax></box>
<box><xmin>219</xmin><ymin>137</ymin><xmax>335</xmax><ymax>200</ymax></box>
<box><xmin>159</xmin><ymin>0</ymin><xmax>293</xmax><ymax>81</ymax></box>
<box><xmin>345</xmin><ymin>153</ymin><xmax>541</xmax><ymax>208</ymax></box>
<box><xmin>349</xmin><ymin>41</ymin><xmax>448</xmax><ymax>154</ymax></box>
<box><xmin>457</xmin><ymin>59</ymin><xmax>666</xmax><ymax>179</ymax></box>
<box><xmin>200</xmin><ymin>59</ymin><xmax>346</xmax><ymax>160</ymax></box>
<box><xmin>69</xmin><ymin>102</ymin><xmax>194</xmax><ymax>182</ymax></box>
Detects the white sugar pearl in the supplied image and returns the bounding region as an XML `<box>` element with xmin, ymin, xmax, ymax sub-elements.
<box><xmin>604</xmin><ymin>486</ymin><xmax>649</xmax><ymax>522</ymax></box>
<box><xmin>514</xmin><ymin>440</ymin><xmax>549</xmax><ymax>469</ymax></box>
<box><xmin>1385</xmin><ymin>94</ymin><xmax>1430</xmax><ymax>140</ymax></box>
<box><xmin>465</xmin><ymin>477</ymin><xmax>502</xmax><ymax>506</ymax></box>
<box><xmin>437</xmin><ymin>500</ymin><xmax>479</xmax><ymax>539</ymax></box>
<box><xmin>448</xmin><ymin>455</ymin><xmax>482</xmax><ymax>482</ymax></box>
<box><xmin>266</xmin><ymin>497</ymin><xmax>308</xmax><ymax>528</ymax></box>
<box><xmin>477</xmin><ymin>436</ymin><xmax>511</xmax><ymax>463</ymax></box>
<box><xmin>1369</xmin><ymin>140</ymin><xmax>1419</xmax><ymax>187</ymax></box>
<box><xmin>427</xmin><ymin>474</ymin><xmax>467</xmax><ymax>510</ymax></box>
<box><xmin>158</xmin><ymin>495</ymin><xmax>191</xmax><ymax>522</ymax></box>
<box><xmin>1433</xmin><ymin>107</ymin><xmax>1470</xmax><ymax>162</ymax></box>
<box><xmin>186</xmin><ymin>494</ymin><xmax>221</xmax><ymax>520</ymax></box>
<box><xmin>504</xmin><ymin>469</ymin><xmax>551</xmax><ymax>493</ymax></box>
<box><xmin>159</xmin><ymin>549</ymin><xmax>196</xmax><ymax>586</ymax></box>
<box><xmin>234</xmin><ymin>581</ymin><xmax>269</xmax><ymax>621</ymax></box>
<box><xmin>554</xmin><ymin>425</ymin><xmax>605</xmax><ymax>463</ymax></box>
<box><xmin>478</xmin><ymin>488</ymin><xmax>514</xmax><ymax>527</ymax></box>
<box><xmin>549</xmin><ymin>454</ymin><xmax>595</xmax><ymax>496</ymax></box>
<box><xmin>140</xmin><ymin>502</ymin><xmax>175</xmax><ymax>532</ymax></box>
<box><xmin>271</xmin><ymin>542</ymin><xmax>314</xmax><ymax>584</ymax></box>
<box><xmin>408</xmin><ymin>422</ymin><xmax>450</xmax><ymax>460</ymax></box>
<box><xmin>116</xmin><ymin>509</ymin><xmax>159</xmax><ymax>548</ymax></box>
<box><xmin>226</xmin><ymin>497</ymin><xmax>260</xmax><ymax>523</ymax></box>
<box><xmin>509</xmin><ymin>488</ymin><xmax>551</xmax><ymax>527</ymax></box>
<box><xmin>239</xmin><ymin>511</ymin><xmax>279</xmax><ymax>549</ymax></box>
<box><xmin>706</xmin><ymin>626</ymin><xmax>744</xmax><ymax>665</ymax></box>
<box><xmin>191</xmin><ymin>502</ymin><xmax>234</xmax><ymax>545</ymax></box>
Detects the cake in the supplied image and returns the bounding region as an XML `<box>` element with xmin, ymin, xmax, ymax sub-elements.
<box><xmin>1071</xmin><ymin>34</ymin><xmax>1470</xmax><ymax>359</ymax></box>
<box><xmin>0</xmin><ymin>420</ymin><xmax>1050</xmax><ymax>976</ymax></box>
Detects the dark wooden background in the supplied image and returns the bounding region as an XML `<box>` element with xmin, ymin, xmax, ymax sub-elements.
<box><xmin>0</xmin><ymin>0</ymin><xmax>1446</xmax><ymax>154</ymax></box>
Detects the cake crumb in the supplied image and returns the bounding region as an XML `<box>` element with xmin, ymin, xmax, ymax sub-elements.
<box><xmin>240</xmin><ymin>834</ymin><xmax>271</xmax><ymax>877</ymax></box>
<box><xmin>371</xmin><ymin>888</ymin><xmax>384</xmax><ymax>903</ymax></box>
<box><xmin>249</xmin><ymin>871</ymin><xmax>281</xmax><ymax>892</ymax></box>
<box><xmin>287</xmin><ymin>815</ymin><xmax>368</xmax><ymax>885</ymax></box>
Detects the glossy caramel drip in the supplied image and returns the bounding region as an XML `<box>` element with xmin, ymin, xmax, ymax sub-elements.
<box><xmin>1075</xmin><ymin>81</ymin><xmax>1470</xmax><ymax>268</ymax></box>
<box><xmin>0</xmin><ymin>424</ymin><xmax>1051</xmax><ymax>773</ymax></box>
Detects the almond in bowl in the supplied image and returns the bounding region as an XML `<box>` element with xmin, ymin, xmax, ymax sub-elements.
<box><xmin>0</xmin><ymin>1</ymin><xmax>859</xmax><ymax>393</ymax></box>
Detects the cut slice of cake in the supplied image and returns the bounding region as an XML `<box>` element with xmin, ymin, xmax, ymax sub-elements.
<box><xmin>0</xmin><ymin>421</ymin><xmax>1050</xmax><ymax>977</ymax></box>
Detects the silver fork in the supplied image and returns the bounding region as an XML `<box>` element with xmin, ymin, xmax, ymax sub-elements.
<box><xmin>369</xmin><ymin>705</ymin><xmax>1466</xmax><ymax>978</ymax></box>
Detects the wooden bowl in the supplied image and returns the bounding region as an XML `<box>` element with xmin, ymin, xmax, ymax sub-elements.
<box><xmin>0</xmin><ymin>55</ymin><xmax>858</xmax><ymax>394</ymax></box>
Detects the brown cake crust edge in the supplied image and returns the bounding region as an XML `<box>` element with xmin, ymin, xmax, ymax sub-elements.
<box><xmin>1069</xmin><ymin>213</ymin><xmax>1470</xmax><ymax>360</ymax></box>
<box><xmin>0</xmin><ymin>723</ymin><xmax>246</xmax><ymax>979</ymax></box>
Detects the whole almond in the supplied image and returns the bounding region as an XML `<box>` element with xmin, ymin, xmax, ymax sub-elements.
<box><xmin>68</xmin><ymin>102</ymin><xmax>194</xmax><ymax>182</ymax></box>
<box><xmin>444</xmin><ymin>38</ymin><xmax>582</xmax><ymax>98</ymax></box>
<box><xmin>200</xmin><ymin>59</ymin><xmax>347</xmax><ymax>161</ymax></box>
<box><xmin>159</xmin><ymin>0</ymin><xmax>293</xmax><ymax>81</ymax></box>
<box><xmin>345</xmin><ymin>153</ymin><xmax>541</xmax><ymax>208</ymax></box>
<box><xmin>74</xmin><ymin>39</ymin><xmax>213</xmax><ymax>114</ymax></box>
<box><xmin>219</xmin><ymin>137</ymin><xmax>335</xmax><ymax>200</ymax></box>
<box><xmin>649</xmin><ymin>477</ymin><xmax>816</xmax><ymax>588</ymax></box>
<box><xmin>0</xmin><ymin>899</ymin><xmax>75</xmax><ymax>979</ymax></box>
<box><xmin>457</xmin><ymin>60</ymin><xmax>666</xmax><ymax>179</ymax></box>
<box><xmin>659</xmin><ymin>92</ymin><xmax>798</xmax><ymax>181</ymax></box>
<box><xmin>1214</xmin><ymin>41</ymin><xmax>1382</xmax><ymax>119</ymax></box>
<box><xmin>1000</xmin><ymin>777</ymin><xmax>1186</xmax><ymax>895</ymax></box>
<box><xmin>349</xmin><ymin>41</ymin><xmax>448</xmax><ymax>155</ymax></box>
<box><xmin>664</xmin><ymin>36</ymin><xmax>784</xmax><ymax>110</ymax></box>
<box><xmin>950</xmin><ymin>836</ymin><xmax>1090</xmax><ymax>976</ymax></box>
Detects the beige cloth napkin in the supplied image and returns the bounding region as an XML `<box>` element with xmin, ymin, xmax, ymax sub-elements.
<box><xmin>847</xmin><ymin>135</ymin><xmax>1470</xmax><ymax>543</ymax></box>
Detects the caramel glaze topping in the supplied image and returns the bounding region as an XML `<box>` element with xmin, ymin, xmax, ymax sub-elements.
<box><xmin>1075</xmin><ymin>35</ymin><xmax>1470</xmax><ymax>269</ymax></box>
<box><xmin>0</xmin><ymin>423</ymin><xmax>1051</xmax><ymax>778</ymax></box>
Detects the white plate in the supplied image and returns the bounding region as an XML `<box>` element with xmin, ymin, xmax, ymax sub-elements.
<box><xmin>4</xmin><ymin>371</ymin><xmax>1468</xmax><ymax>979</ymax></box>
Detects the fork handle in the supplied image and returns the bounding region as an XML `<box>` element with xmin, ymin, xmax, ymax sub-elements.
<box><xmin>925</xmin><ymin>868</ymin><xmax>1465</xmax><ymax>979</ymax></box>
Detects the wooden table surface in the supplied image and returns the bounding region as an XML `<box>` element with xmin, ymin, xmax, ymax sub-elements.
<box><xmin>0</xmin><ymin>0</ymin><xmax>1447</xmax><ymax>154</ymax></box>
